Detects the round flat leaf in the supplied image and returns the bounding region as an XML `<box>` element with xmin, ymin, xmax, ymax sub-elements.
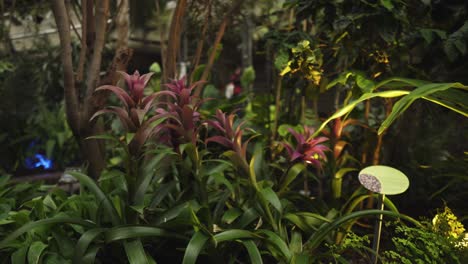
<box><xmin>358</xmin><ymin>165</ymin><xmax>409</xmax><ymax>195</ymax></box>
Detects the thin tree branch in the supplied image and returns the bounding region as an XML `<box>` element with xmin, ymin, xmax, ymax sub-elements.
<box><xmin>194</xmin><ymin>0</ymin><xmax>245</xmax><ymax>97</ymax></box>
<box><xmin>190</xmin><ymin>0</ymin><xmax>211</xmax><ymax>82</ymax></box>
<box><xmin>52</xmin><ymin>0</ymin><xmax>81</xmax><ymax>134</ymax></box>
<box><xmin>163</xmin><ymin>0</ymin><xmax>187</xmax><ymax>83</ymax></box>
<box><xmin>83</xmin><ymin>0</ymin><xmax>109</xmax><ymax>121</ymax></box>
<box><xmin>76</xmin><ymin>0</ymin><xmax>87</xmax><ymax>82</ymax></box>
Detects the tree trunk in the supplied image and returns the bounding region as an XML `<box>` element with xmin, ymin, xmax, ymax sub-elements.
<box><xmin>52</xmin><ymin>0</ymin><xmax>110</xmax><ymax>179</ymax></box>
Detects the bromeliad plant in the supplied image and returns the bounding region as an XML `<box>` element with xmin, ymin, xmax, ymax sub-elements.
<box><xmin>0</xmin><ymin>71</ymin><xmax>424</xmax><ymax>263</ymax></box>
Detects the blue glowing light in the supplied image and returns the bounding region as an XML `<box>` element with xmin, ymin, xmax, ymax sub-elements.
<box><xmin>25</xmin><ymin>153</ymin><xmax>53</xmax><ymax>169</ymax></box>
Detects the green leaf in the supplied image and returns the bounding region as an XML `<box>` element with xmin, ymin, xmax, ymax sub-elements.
<box><xmin>283</xmin><ymin>212</ymin><xmax>330</xmax><ymax>233</ymax></box>
<box><xmin>149</xmin><ymin>181</ymin><xmax>177</xmax><ymax>208</ymax></box>
<box><xmin>0</xmin><ymin>217</ymin><xmax>95</xmax><ymax>249</ymax></box>
<box><xmin>222</xmin><ymin>208</ymin><xmax>243</xmax><ymax>224</ymax></box>
<box><xmin>356</xmin><ymin>74</ymin><xmax>375</xmax><ymax>93</ymax></box>
<box><xmin>235</xmin><ymin>208</ymin><xmax>259</xmax><ymax>229</ymax></box>
<box><xmin>73</xmin><ymin>228</ymin><xmax>107</xmax><ymax>264</ymax></box>
<box><xmin>27</xmin><ymin>241</ymin><xmax>48</xmax><ymax>264</ymax></box>
<box><xmin>11</xmin><ymin>246</ymin><xmax>27</xmax><ymax>264</ymax></box>
<box><xmin>313</xmin><ymin>90</ymin><xmax>409</xmax><ymax>137</ymax></box>
<box><xmin>124</xmin><ymin>239</ymin><xmax>149</xmax><ymax>264</ymax></box>
<box><xmin>259</xmin><ymin>187</ymin><xmax>282</xmax><ymax>213</ymax></box>
<box><xmin>182</xmin><ymin>231</ymin><xmax>209</xmax><ymax>264</ymax></box>
<box><xmin>305</xmin><ymin>210</ymin><xmax>421</xmax><ymax>250</ymax></box>
<box><xmin>289</xmin><ymin>231</ymin><xmax>302</xmax><ymax>254</ymax></box>
<box><xmin>69</xmin><ymin>172</ymin><xmax>121</xmax><ymax>226</ymax></box>
<box><xmin>256</xmin><ymin>230</ymin><xmax>292</xmax><ymax>261</ymax></box>
<box><xmin>279</xmin><ymin>163</ymin><xmax>306</xmax><ymax>193</ymax></box>
<box><xmin>378</xmin><ymin>83</ymin><xmax>467</xmax><ymax>134</ymax></box>
<box><xmin>134</xmin><ymin>148</ymin><xmax>174</xmax><ymax>206</ymax></box>
<box><xmin>214</xmin><ymin>229</ymin><xmax>258</xmax><ymax>244</ymax></box>
<box><xmin>379</xmin><ymin>0</ymin><xmax>394</xmax><ymax>11</ymax></box>
<box><xmin>105</xmin><ymin>226</ymin><xmax>187</xmax><ymax>242</ymax></box>
<box><xmin>242</xmin><ymin>240</ymin><xmax>263</xmax><ymax>264</ymax></box>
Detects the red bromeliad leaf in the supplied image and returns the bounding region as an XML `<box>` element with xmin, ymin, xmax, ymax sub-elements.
<box><xmin>95</xmin><ymin>85</ymin><xmax>135</xmax><ymax>109</ymax></box>
<box><xmin>206</xmin><ymin>136</ymin><xmax>234</xmax><ymax>149</ymax></box>
<box><xmin>91</xmin><ymin>107</ymin><xmax>137</xmax><ymax>132</ymax></box>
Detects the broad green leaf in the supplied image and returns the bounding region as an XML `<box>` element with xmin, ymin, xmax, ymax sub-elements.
<box><xmin>149</xmin><ymin>181</ymin><xmax>177</xmax><ymax>208</ymax></box>
<box><xmin>305</xmin><ymin>210</ymin><xmax>420</xmax><ymax>250</ymax></box>
<box><xmin>279</xmin><ymin>163</ymin><xmax>306</xmax><ymax>193</ymax></box>
<box><xmin>256</xmin><ymin>230</ymin><xmax>292</xmax><ymax>261</ymax></box>
<box><xmin>374</xmin><ymin>77</ymin><xmax>429</xmax><ymax>90</ymax></box>
<box><xmin>134</xmin><ymin>149</ymin><xmax>174</xmax><ymax>206</ymax></box>
<box><xmin>289</xmin><ymin>231</ymin><xmax>302</xmax><ymax>254</ymax></box>
<box><xmin>27</xmin><ymin>241</ymin><xmax>48</xmax><ymax>264</ymax></box>
<box><xmin>214</xmin><ymin>229</ymin><xmax>258</xmax><ymax>244</ymax></box>
<box><xmin>69</xmin><ymin>172</ymin><xmax>121</xmax><ymax>225</ymax></box>
<box><xmin>11</xmin><ymin>246</ymin><xmax>27</xmax><ymax>264</ymax></box>
<box><xmin>283</xmin><ymin>212</ymin><xmax>330</xmax><ymax>233</ymax></box>
<box><xmin>378</xmin><ymin>83</ymin><xmax>468</xmax><ymax>134</ymax></box>
<box><xmin>313</xmin><ymin>90</ymin><xmax>409</xmax><ymax>137</ymax></box>
<box><xmin>424</xmin><ymin>88</ymin><xmax>468</xmax><ymax>117</ymax></box>
<box><xmin>235</xmin><ymin>208</ymin><xmax>259</xmax><ymax>229</ymax></box>
<box><xmin>182</xmin><ymin>231</ymin><xmax>209</xmax><ymax>264</ymax></box>
<box><xmin>356</xmin><ymin>74</ymin><xmax>375</xmax><ymax>93</ymax></box>
<box><xmin>242</xmin><ymin>240</ymin><xmax>263</xmax><ymax>264</ymax></box>
<box><xmin>222</xmin><ymin>208</ymin><xmax>243</xmax><ymax>224</ymax></box>
<box><xmin>0</xmin><ymin>217</ymin><xmax>95</xmax><ymax>249</ymax></box>
<box><xmin>105</xmin><ymin>226</ymin><xmax>186</xmax><ymax>242</ymax></box>
<box><xmin>259</xmin><ymin>187</ymin><xmax>282</xmax><ymax>213</ymax></box>
<box><xmin>124</xmin><ymin>239</ymin><xmax>148</xmax><ymax>264</ymax></box>
<box><xmin>73</xmin><ymin>228</ymin><xmax>107</xmax><ymax>264</ymax></box>
<box><xmin>81</xmin><ymin>246</ymin><xmax>100</xmax><ymax>264</ymax></box>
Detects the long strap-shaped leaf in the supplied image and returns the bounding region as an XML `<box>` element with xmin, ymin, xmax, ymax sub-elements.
<box><xmin>304</xmin><ymin>209</ymin><xmax>421</xmax><ymax>250</ymax></box>
<box><xmin>124</xmin><ymin>239</ymin><xmax>149</xmax><ymax>264</ymax></box>
<box><xmin>70</xmin><ymin>172</ymin><xmax>121</xmax><ymax>226</ymax></box>
<box><xmin>105</xmin><ymin>226</ymin><xmax>188</xmax><ymax>242</ymax></box>
<box><xmin>242</xmin><ymin>240</ymin><xmax>263</xmax><ymax>264</ymax></box>
<box><xmin>378</xmin><ymin>82</ymin><xmax>468</xmax><ymax>134</ymax></box>
<box><xmin>182</xmin><ymin>231</ymin><xmax>210</xmax><ymax>264</ymax></box>
<box><xmin>73</xmin><ymin>228</ymin><xmax>107</xmax><ymax>264</ymax></box>
<box><xmin>0</xmin><ymin>217</ymin><xmax>95</xmax><ymax>249</ymax></box>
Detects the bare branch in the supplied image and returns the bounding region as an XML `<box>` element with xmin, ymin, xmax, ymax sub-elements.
<box><xmin>163</xmin><ymin>0</ymin><xmax>187</xmax><ymax>83</ymax></box>
<box><xmin>51</xmin><ymin>0</ymin><xmax>81</xmax><ymax>133</ymax></box>
<box><xmin>83</xmin><ymin>0</ymin><xmax>110</xmax><ymax>121</ymax></box>
<box><xmin>194</xmin><ymin>0</ymin><xmax>245</xmax><ymax>96</ymax></box>
<box><xmin>190</xmin><ymin>0</ymin><xmax>212</xmax><ymax>82</ymax></box>
<box><xmin>76</xmin><ymin>0</ymin><xmax>87</xmax><ymax>82</ymax></box>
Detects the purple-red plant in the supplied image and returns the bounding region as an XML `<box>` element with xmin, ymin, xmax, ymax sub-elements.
<box><xmin>92</xmin><ymin>71</ymin><xmax>174</xmax><ymax>155</ymax></box>
<box><xmin>283</xmin><ymin>126</ymin><xmax>329</xmax><ymax>169</ymax></box>
<box><xmin>92</xmin><ymin>71</ymin><xmax>174</xmax><ymax>132</ymax></box>
<box><xmin>205</xmin><ymin>109</ymin><xmax>256</xmax><ymax>160</ymax></box>
<box><xmin>154</xmin><ymin>77</ymin><xmax>204</xmax><ymax>146</ymax></box>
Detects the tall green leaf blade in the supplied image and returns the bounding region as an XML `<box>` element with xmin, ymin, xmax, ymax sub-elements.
<box><xmin>27</xmin><ymin>241</ymin><xmax>48</xmax><ymax>264</ymax></box>
<box><xmin>0</xmin><ymin>217</ymin><xmax>95</xmax><ymax>249</ymax></box>
<box><xmin>105</xmin><ymin>226</ymin><xmax>187</xmax><ymax>242</ymax></box>
<box><xmin>259</xmin><ymin>187</ymin><xmax>282</xmax><ymax>213</ymax></box>
<box><xmin>378</xmin><ymin>83</ymin><xmax>468</xmax><ymax>134</ymax></box>
<box><xmin>242</xmin><ymin>240</ymin><xmax>263</xmax><ymax>264</ymax></box>
<box><xmin>73</xmin><ymin>228</ymin><xmax>107</xmax><ymax>264</ymax></box>
<box><xmin>134</xmin><ymin>148</ymin><xmax>174</xmax><ymax>206</ymax></box>
<box><xmin>305</xmin><ymin>210</ymin><xmax>420</xmax><ymax>250</ymax></box>
<box><xmin>70</xmin><ymin>172</ymin><xmax>121</xmax><ymax>226</ymax></box>
<box><xmin>313</xmin><ymin>90</ymin><xmax>409</xmax><ymax>137</ymax></box>
<box><xmin>182</xmin><ymin>231</ymin><xmax>209</xmax><ymax>264</ymax></box>
<box><xmin>11</xmin><ymin>246</ymin><xmax>27</xmax><ymax>264</ymax></box>
<box><xmin>214</xmin><ymin>229</ymin><xmax>258</xmax><ymax>243</ymax></box>
<box><xmin>124</xmin><ymin>239</ymin><xmax>149</xmax><ymax>264</ymax></box>
<box><xmin>256</xmin><ymin>230</ymin><xmax>292</xmax><ymax>261</ymax></box>
<box><xmin>279</xmin><ymin>163</ymin><xmax>306</xmax><ymax>193</ymax></box>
